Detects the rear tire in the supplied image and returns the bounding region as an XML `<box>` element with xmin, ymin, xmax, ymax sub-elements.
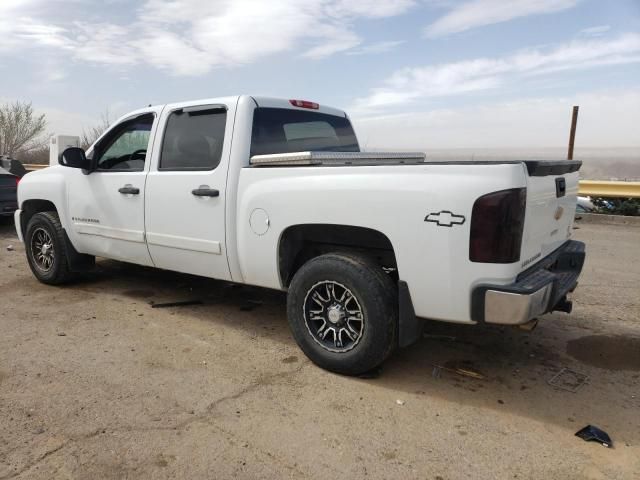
<box><xmin>25</xmin><ymin>212</ymin><xmax>76</xmax><ymax>285</ymax></box>
<box><xmin>287</xmin><ymin>253</ymin><xmax>398</xmax><ymax>375</ymax></box>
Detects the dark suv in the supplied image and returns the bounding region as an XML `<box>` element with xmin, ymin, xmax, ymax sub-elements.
<box><xmin>0</xmin><ymin>157</ymin><xmax>27</xmax><ymax>217</ymax></box>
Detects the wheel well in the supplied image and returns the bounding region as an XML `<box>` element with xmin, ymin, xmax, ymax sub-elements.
<box><xmin>278</xmin><ymin>224</ymin><xmax>398</xmax><ymax>287</ymax></box>
<box><xmin>20</xmin><ymin>200</ymin><xmax>57</xmax><ymax>237</ymax></box>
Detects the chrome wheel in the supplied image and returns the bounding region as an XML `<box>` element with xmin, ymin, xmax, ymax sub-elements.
<box><xmin>31</xmin><ymin>227</ymin><xmax>55</xmax><ymax>272</ymax></box>
<box><xmin>303</xmin><ymin>281</ymin><xmax>364</xmax><ymax>353</ymax></box>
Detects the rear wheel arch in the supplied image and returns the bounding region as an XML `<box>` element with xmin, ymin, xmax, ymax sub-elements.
<box><xmin>277</xmin><ymin>223</ymin><xmax>399</xmax><ymax>288</ymax></box>
<box><xmin>286</xmin><ymin>251</ymin><xmax>399</xmax><ymax>375</ymax></box>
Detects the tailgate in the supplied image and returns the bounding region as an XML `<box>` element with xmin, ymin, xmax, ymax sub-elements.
<box><xmin>519</xmin><ymin>161</ymin><xmax>581</xmax><ymax>270</ymax></box>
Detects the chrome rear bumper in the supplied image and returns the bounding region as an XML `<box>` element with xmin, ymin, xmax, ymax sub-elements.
<box><xmin>472</xmin><ymin>240</ymin><xmax>585</xmax><ymax>325</ymax></box>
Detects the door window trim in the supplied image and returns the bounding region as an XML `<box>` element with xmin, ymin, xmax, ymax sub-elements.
<box><xmin>158</xmin><ymin>105</ymin><xmax>228</xmax><ymax>172</ymax></box>
<box><xmin>92</xmin><ymin>112</ymin><xmax>156</xmax><ymax>173</ymax></box>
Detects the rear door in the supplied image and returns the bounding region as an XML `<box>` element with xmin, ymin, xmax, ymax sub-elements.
<box><xmin>144</xmin><ymin>100</ymin><xmax>235</xmax><ymax>280</ymax></box>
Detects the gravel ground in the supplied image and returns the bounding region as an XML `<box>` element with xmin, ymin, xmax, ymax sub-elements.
<box><xmin>0</xmin><ymin>216</ymin><xmax>638</xmax><ymax>479</ymax></box>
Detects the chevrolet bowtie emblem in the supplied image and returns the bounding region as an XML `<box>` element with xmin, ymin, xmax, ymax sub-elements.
<box><xmin>424</xmin><ymin>210</ymin><xmax>466</xmax><ymax>227</ymax></box>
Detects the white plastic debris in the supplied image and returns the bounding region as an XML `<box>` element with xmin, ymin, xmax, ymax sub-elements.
<box><xmin>6</xmin><ymin>245</ymin><xmax>14</xmax><ymax>251</ymax></box>
<box><xmin>396</xmin><ymin>399</ymin><xmax>405</xmax><ymax>406</ymax></box>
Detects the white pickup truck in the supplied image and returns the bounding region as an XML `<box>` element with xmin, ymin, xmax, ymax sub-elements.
<box><xmin>15</xmin><ymin>96</ymin><xmax>585</xmax><ymax>375</ymax></box>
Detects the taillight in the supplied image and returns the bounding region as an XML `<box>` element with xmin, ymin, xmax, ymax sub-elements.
<box><xmin>289</xmin><ymin>99</ymin><xmax>319</xmax><ymax>109</ymax></box>
<box><xmin>469</xmin><ymin>188</ymin><xmax>526</xmax><ymax>263</ymax></box>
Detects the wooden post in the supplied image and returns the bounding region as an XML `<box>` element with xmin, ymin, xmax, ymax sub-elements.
<box><xmin>567</xmin><ymin>105</ymin><xmax>579</xmax><ymax>160</ymax></box>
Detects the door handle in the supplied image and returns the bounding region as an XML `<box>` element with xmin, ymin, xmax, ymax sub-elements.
<box><xmin>191</xmin><ymin>187</ymin><xmax>220</xmax><ymax>197</ymax></box>
<box><xmin>118</xmin><ymin>185</ymin><xmax>140</xmax><ymax>195</ymax></box>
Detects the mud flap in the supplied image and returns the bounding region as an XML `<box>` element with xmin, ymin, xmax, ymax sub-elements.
<box><xmin>63</xmin><ymin>230</ymin><xmax>95</xmax><ymax>272</ymax></box>
<box><xmin>398</xmin><ymin>281</ymin><xmax>424</xmax><ymax>348</ymax></box>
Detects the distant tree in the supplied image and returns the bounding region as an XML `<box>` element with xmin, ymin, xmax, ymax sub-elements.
<box><xmin>15</xmin><ymin>145</ymin><xmax>50</xmax><ymax>165</ymax></box>
<box><xmin>80</xmin><ymin>110</ymin><xmax>111</xmax><ymax>149</ymax></box>
<box><xmin>0</xmin><ymin>101</ymin><xmax>47</xmax><ymax>157</ymax></box>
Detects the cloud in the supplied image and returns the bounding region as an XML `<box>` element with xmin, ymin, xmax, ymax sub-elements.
<box><xmin>0</xmin><ymin>0</ymin><xmax>416</xmax><ymax>75</ymax></box>
<box><xmin>351</xmin><ymin>33</ymin><xmax>640</xmax><ymax>113</ymax></box>
<box><xmin>38</xmin><ymin>106</ymin><xmax>98</xmax><ymax>136</ymax></box>
<box><xmin>325</xmin><ymin>0</ymin><xmax>416</xmax><ymax>18</ymax></box>
<box><xmin>425</xmin><ymin>0</ymin><xmax>580</xmax><ymax>37</ymax></box>
<box><xmin>346</xmin><ymin>40</ymin><xmax>405</xmax><ymax>56</ymax></box>
<box><xmin>580</xmin><ymin>25</ymin><xmax>611</xmax><ymax>37</ymax></box>
<box><xmin>352</xmin><ymin>89</ymin><xmax>640</xmax><ymax>149</ymax></box>
<box><xmin>0</xmin><ymin>16</ymin><xmax>71</xmax><ymax>52</ymax></box>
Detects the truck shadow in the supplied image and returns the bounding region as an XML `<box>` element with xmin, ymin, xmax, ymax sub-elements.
<box><xmin>374</xmin><ymin>318</ymin><xmax>640</xmax><ymax>443</ymax></box>
<box><xmin>82</xmin><ymin>259</ymin><xmax>639</xmax><ymax>443</ymax></box>
<box><xmin>72</xmin><ymin>258</ymin><xmax>292</xmax><ymax>341</ymax></box>
<box><xmin>0</xmin><ymin>216</ymin><xmax>17</xmax><ymax>236</ymax></box>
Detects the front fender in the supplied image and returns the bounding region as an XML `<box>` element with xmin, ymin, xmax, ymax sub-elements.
<box><xmin>18</xmin><ymin>167</ymin><xmax>69</xmax><ymax>232</ymax></box>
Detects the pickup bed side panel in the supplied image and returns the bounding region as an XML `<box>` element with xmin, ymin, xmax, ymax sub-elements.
<box><xmin>237</xmin><ymin>164</ymin><xmax>528</xmax><ymax>324</ymax></box>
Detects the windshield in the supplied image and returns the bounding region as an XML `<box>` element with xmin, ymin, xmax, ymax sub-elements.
<box><xmin>250</xmin><ymin>107</ymin><xmax>359</xmax><ymax>156</ymax></box>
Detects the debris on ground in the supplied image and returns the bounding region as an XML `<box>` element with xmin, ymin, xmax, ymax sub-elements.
<box><xmin>57</xmin><ymin>332</ymin><xmax>66</xmax><ymax>336</ymax></box>
<box><xmin>432</xmin><ymin>361</ymin><xmax>486</xmax><ymax>380</ymax></box>
<box><xmin>518</xmin><ymin>319</ymin><xmax>538</xmax><ymax>332</ymax></box>
<box><xmin>396</xmin><ymin>399</ymin><xmax>405</xmax><ymax>406</ymax></box>
<box><xmin>150</xmin><ymin>300</ymin><xmax>203</xmax><ymax>309</ymax></box>
<box><xmin>239</xmin><ymin>300</ymin><xmax>263</xmax><ymax>311</ymax></box>
<box><xmin>6</xmin><ymin>245</ymin><xmax>13</xmax><ymax>251</ymax></box>
<box><xmin>423</xmin><ymin>334</ymin><xmax>457</xmax><ymax>342</ymax></box>
<box><xmin>575</xmin><ymin>425</ymin><xmax>613</xmax><ymax>448</ymax></box>
<box><xmin>548</xmin><ymin>368</ymin><xmax>589</xmax><ymax>393</ymax></box>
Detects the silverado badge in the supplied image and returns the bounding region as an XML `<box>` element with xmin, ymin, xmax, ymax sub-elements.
<box><xmin>424</xmin><ymin>210</ymin><xmax>466</xmax><ymax>227</ymax></box>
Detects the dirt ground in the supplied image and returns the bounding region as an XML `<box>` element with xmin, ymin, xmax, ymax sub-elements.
<box><xmin>0</xmin><ymin>216</ymin><xmax>638</xmax><ymax>479</ymax></box>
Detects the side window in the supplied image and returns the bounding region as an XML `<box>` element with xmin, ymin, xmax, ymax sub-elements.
<box><xmin>93</xmin><ymin>114</ymin><xmax>154</xmax><ymax>171</ymax></box>
<box><xmin>160</xmin><ymin>107</ymin><xmax>227</xmax><ymax>171</ymax></box>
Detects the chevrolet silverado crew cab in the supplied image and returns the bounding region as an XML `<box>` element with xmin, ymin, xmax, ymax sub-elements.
<box><xmin>14</xmin><ymin>96</ymin><xmax>585</xmax><ymax>375</ymax></box>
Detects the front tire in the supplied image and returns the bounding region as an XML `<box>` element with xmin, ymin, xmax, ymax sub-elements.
<box><xmin>25</xmin><ymin>212</ymin><xmax>76</xmax><ymax>285</ymax></box>
<box><xmin>287</xmin><ymin>253</ymin><xmax>398</xmax><ymax>375</ymax></box>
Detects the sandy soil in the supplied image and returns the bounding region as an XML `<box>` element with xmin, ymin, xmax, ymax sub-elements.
<box><xmin>0</xmin><ymin>216</ymin><xmax>638</xmax><ymax>479</ymax></box>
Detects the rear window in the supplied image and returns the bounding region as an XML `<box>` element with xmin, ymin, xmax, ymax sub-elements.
<box><xmin>0</xmin><ymin>174</ymin><xmax>16</xmax><ymax>188</ymax></box>
<box><xmin>250</xmin><ymin>108</ymin><xmax>359</xmax><ymax>156</ymax></box>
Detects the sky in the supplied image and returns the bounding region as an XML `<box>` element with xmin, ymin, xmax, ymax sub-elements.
<box><xmin>0</xmin><ymin>0</ymin><xmax>639</xmax><ymax>149</ymax></box>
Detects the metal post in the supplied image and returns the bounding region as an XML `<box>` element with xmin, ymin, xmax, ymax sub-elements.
<box><xmin>567</xmin><ymin>106</ymin><xmax>579</xmax><ymax>160</ymax></box>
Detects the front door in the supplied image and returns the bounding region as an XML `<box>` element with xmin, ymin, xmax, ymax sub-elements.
<box><xmin>67</xmin><ymin>111</ymin><xmax>159</xmax><ymax>265</ymax></box>
<box><xmin>144</xmin><ymin>102</ymin><xmax>233</xmax><ymax>280</ymax></box>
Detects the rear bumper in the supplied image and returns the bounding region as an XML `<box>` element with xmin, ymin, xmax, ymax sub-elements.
<box><xmin>471</xmin><ymin>240</ymin><xmax>585</xmax><ymax>325</ymax></box>
<box><xmin>0</xmin><ymin>200</ymin><xmax>18</xmax><ymax>216</ymax></box>
<box><xmin>14</xmin><ymin>209</ymin><xmax>23</xmax><ymax>242</ymax></box>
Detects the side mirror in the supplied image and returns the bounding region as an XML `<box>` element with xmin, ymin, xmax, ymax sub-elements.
<box><xmin>59</xmin><ymin>147</ymin><xmax>91</xmax><ymax>170</ymax></box>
